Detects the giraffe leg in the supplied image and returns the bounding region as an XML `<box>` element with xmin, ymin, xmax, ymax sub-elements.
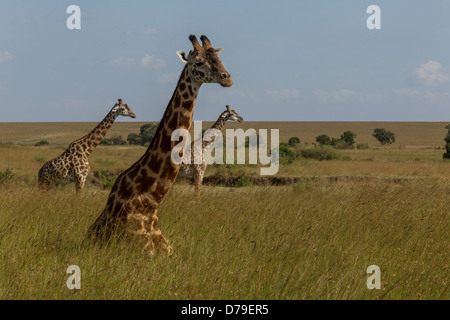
<box><xmin>126</xmin><ymin>212</ymin><xmax>173</xmax><ymax>256</ymax></box>
<box><xmin>74</xmin><ymin>166</ymin><xmax>89</xmax><ymax>192</ymax></box>
<box><xmin>194</xmin><ymin>162</ymin><xmax>207</xmax><ymax>197</ymax></box>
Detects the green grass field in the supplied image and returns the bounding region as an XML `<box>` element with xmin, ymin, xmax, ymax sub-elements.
<box><xmin>0</xmin><ymin>122</ymin><xmax>449</xmax><ymax>299</ymax></box>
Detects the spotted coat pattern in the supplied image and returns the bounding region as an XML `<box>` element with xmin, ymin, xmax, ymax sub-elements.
<box><xmin>38</xmin><ymin>99</ymin><xmax>135</xmax><ymax>192</ymax></box>
<box><xmin>180</xmin><ymin>105</ymin><xmax>243</xmax><ymax>197</ymax></box>
<box><xmin>87</xmin><ymin>35</ymin><xmax>233</xmax><ymax>256</ymax></box>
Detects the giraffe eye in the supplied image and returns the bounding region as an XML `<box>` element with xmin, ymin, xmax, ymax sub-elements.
<box><xmin>195</xmin><ymin>62</ymin><xmax>204</xmax><ymax>67</ymax></box>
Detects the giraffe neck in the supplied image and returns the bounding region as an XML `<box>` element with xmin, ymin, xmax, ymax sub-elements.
<box><xmin>135</xmin><ymin>65</ymin><xmax>201</xmax><ymax>201</ymax></box>
<box><xmin>74</xmin><ymin>110</ymin><xmax>118</xmax><ymax>156</ymax></box>
<box><xmin>201</xmin><ymin>116</ymin><xmax>227</xmax><ymax>149</ymax></box>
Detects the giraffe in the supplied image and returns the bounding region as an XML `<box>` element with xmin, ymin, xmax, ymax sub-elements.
<box><xmin>38</xmin><ymin>99</ymin><xmax>136</xmax><ymax>192</ymax></box>
<box><xmin>180</xmin><ymin>105</ymin><xmax>243</xmax><ymax>197</ymax></box>
<box><xmin>86</xmin><ymin>35</ymin><xmax>232</xmax><ymax>255</ymax></box>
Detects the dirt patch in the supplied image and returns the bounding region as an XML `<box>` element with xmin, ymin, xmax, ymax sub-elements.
<box><xmin>176</xmin><ymin>174</ymin><xmax>410</xmax><ymax>187</ymax></box>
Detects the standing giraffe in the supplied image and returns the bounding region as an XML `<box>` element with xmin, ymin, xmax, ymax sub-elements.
<box><xmin>180</xmin><ymin>105</ymin><xmax>243</xmax><ymax>197</ymax></box>
<box><xmin>87</xmin><ymin>35</ymin><xmax>232</xmax><ymax>255</ymax></box>
<box><xmin>38</xmin><ymin>99</ymin><xmax>136</xmax><ymax>192</ymax></box>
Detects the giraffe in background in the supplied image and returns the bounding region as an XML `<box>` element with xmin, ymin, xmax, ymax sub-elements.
<box><xmin>38</xmin><ymin>99</ymin><xmax>136</xmax><ymax>192</ymax></box>
<box><xmin>180</xmin><ymin>105</ymin><xmax>243</xmax><ymax>197</ymax></box>
<box><xmin>87</xmin><ymin>35</ymin><xmax>232</xmax><ymax>255</ymax></box>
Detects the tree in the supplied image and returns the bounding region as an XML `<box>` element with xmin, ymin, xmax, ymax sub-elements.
<box><xmin>100</xmin><ymin>136</ymin><xmax>127</xmax><ymax>145</ymax></box>
<box><xmin>443</xmin><ymin>124</ymin><xmax>450</xmax><ymax>159</ymax></box>
<box><xmin>139</xmin><ymin>123</ymin><xmax>158</xmax><ymax>145</ymax></box>
<box><xmin>127</xmin><ymin>123</ymin><xmax>158</xmax><ymax>146</ymax></box>
<box><xmin>340</xmin><ymin>131</ymin><xmax>356</xmax><ymax>146</ymax></box>
<box><xmin>288</xmin><ymin>137</ymin><xmax>300</xmax><ymax>147</ymax></box>
<box><xmin>127</xmin><ymin>133</ymin><xmax>141</xmax><ymax>145</ymax></box>
<box><xmin>316</xmin><ymin>134</ymin><xmax>331</xmax><ymax>145</ymax></box>
<box><xmin>372</xmin><ymin>128</ymin><xmax>396</xmax><ymax>146</ymax></box>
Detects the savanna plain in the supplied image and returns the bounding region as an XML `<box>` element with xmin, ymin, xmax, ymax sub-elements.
<box><xmin>0</xmin><ymin>121</ymin><xmax>448</xmax><ymax>299</ymax></box>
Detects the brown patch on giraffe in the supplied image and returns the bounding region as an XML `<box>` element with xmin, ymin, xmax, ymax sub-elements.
<box><xmin>148</xmin><ymin>153</ymin><xmax>164</xmax><ymax>174</ymax></box>
<box><xmin>118</xmin><ymin>176</ymin><xmax>134</xmax><ymax>199</ymax></box>
<box><xmin>179</xmin><ymin>82</ymin><xmax>186</xmax><ymax>91</ymax></box>
<box><xmin>174</xmin><ymin>94</ymin><xmax>181</xmax><ymax>108</ymax></box>
<box><xmin>182</xmin><ymin>92</ymin><xmax>189</xmax><ymax>99</ymax></box>
<box><xmin>168</xmin><ymin>111</ymin><xmax>179</xmax><ymax>129</ymax></box>
<box><xmin>160</xmin><ymin>157</ymin><xmax>177</xmax><ymax>181</ymax></box>
<box><xmin>159</xmin><ymin>129</ymin><xmax>174</xmax><ymax>154</ymax></box>
<box><xmin>135</xmin><ymin>168</ymin><xmax>157</xmax><ymax>193</ymax></box>
<box><xmin>151</xmin><ymin>183</ymin><xmax>170</xmax><ymax>203</ymax></box>
<box><xmin>179</xmin><ymin>112</ymin><xmax>192</xmax><ymax>128</ymax></box>
<box><xmin>182</xmin><ymin>100</ymin><xmax>194</xmax><ymax>111</ymax></box>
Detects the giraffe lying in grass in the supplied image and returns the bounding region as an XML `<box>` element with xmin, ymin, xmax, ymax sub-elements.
<box><xmin>38</xmin><ymin>99</ymin><xmax>136</xmax><ymax>192</ymax></box>
<box><xmin>87</xmin><ymin>35</ymin><xmax>232</xmax><ymax>255</ymax></box>
<box><xmin>180</xmin><ymin>105</ymin><xmax>243</xmax><ymax>197</ymax></box>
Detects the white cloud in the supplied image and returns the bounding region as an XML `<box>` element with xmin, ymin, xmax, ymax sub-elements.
<box><xmin>0</xmin><ymin>51</ymin><xmax>14</xmax><ymax>63</ymax></box>
<box><xmin>266</xmin><ymin>88</ymin><xmax>300</xmax><ymax>101</ymax></box>
<box><xmin>413</xmin><ymin>60</ymin><xmax>448</xmax><ymax>85</ymax></box>
<box><xmin>143</xmin><ymin>28</ymin><xmax>157</xmax><ymax>35</ymax></box>
<box><xmin>139</xmin><ymin>54</ymin><xmax>166</xmax><ymax>69</ymax></box>
<box><xmin>109</xmin><ymin>57</ymin><xmax>135</xmax><ymax>68</ymax></box>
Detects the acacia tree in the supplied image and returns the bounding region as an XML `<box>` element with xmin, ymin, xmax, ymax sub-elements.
<box><xmin>127</xmin><ymin>123</ymin><xmax>158</xmax><ymax>146</ymax></box>
<box><xmin>443</xmin><ymin>124</ymin><xmax>450</xmax><ymax>159</ymax></box>
<box><xmin>372</xmin><ymin>128</ymin><xmax>396</xmax><ymax>146</ymax></box>
<box><xmin>316</xmin><ymin>134</ymin><xmax>331</xmax><ymax>145</ymax></box>
<box><xmin>340</xmin><ymin>131</ymin><xmax>356</xmax><ymax>146</ymax></box>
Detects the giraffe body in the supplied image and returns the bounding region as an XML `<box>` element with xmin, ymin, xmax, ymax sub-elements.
<box><xmin>87</xmin><ymin>35</ymin><xmax>232</xmax><ymax>255</ymax></box>
<box><xmin>180</xmin><ymin>105</ymin><xmax>243</xmax><ymax>197</ymax></box>
<box><xmin>38</xmin><ymin>99</ymin><xmax>136</xmax><ymax>192</ymax></box>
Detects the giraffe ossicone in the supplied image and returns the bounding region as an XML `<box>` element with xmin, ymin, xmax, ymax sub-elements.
<box><xmin>86</xmin><ymin>35</ymin><xmax>232</xmax><ymax>256</ymax></box>
<box><xmin>38</xmin><ymin>98</ymin><xmax>136</xmax><ymax>192</ymax></box>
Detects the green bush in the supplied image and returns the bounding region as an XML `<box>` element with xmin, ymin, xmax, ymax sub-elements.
<box><xmin>279</xmin><ymin>146</ymin><xmax>296</xmax><ymax>165</ymax></box>
<box><xmin>95</xmin><ymin>171</ymin><xmax>117</xmax><ymax>189</ymax></box>
<box><xmin>299</xmin><ymin>145</ymin><xmax>341</xmax><ymax>161</ymax></box>
<box><xmin>356</xmin><ymin>143</ymin><xmax>370</xmax><ymax>150</ymax></box>
<box><xmin>34</xmin><ymin>140</ymin><xmax>49</xmax><ymax>146</ymax></box>
<box><xmin>332</xmin><ymin>139</ymin><xmax>354</xmax><ymax>149</ymax></box>
<box><xmin>100</xmin><ymin>136</ymin><xmax>127</xmax><ymax>146</ymax></box>
<box><xmin>443</xmin><ymin>124</ymin><xmax>450</xmax><ymax>159</ymax></box>
<box><xmin>288</xmin><ymin>137</ymin><xmax>300</xmax><ymax>147</ymax></box>
<box><xmin>233</xmin><ymin>176</ymin><xmax>252</xmax><ymax>187</ymax></box>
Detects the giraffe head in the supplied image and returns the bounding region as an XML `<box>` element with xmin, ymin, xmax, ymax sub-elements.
<box><xmin>221</xmin><ymin>105</ymin><xmax>244</xmax><ymax>122</ymax></box>
<box><xmin>176</xmin><ymin>34</ymin><xmax>232</xmax><ymax>87</ymax></box>
<box><xmin>112</xmin><ymin>99</ymin><xmax>136</xmax><ymax>118</ymax></box>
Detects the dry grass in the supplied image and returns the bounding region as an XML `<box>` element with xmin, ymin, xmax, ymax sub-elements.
<box><xmin>0</xmin><ymin>181</ymin><xmax>448</xmax><ymax>299</ymax></box>
<box><xmin>0</xmin><ymin>122</ymin><xmax>449</xmax><ymax>299</ymax></box>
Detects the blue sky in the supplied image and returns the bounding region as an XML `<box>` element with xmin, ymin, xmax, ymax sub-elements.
<box><xmin>1</xmin><ymin>0</ymin><xmax>450</xmax><ymax>122</ymax></box>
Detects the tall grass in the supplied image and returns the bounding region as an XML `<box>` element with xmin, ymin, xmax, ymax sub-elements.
<box><xmin>0</xmin><ymin>179</ymin><xmax>448</xmax><ymax>299</ymax></box>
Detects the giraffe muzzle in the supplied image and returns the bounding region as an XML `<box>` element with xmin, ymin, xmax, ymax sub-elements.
<box><xmin>220</xmin><ymin>72</ymin><xmax>232</xmax><ymax>87</ymax></box>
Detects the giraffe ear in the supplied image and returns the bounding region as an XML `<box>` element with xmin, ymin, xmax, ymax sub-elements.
<box><xmin>215</xmin><ymin>48</ymin><xmax>223</xmax><ymax>56</ymax></box>
<box><xmin>176</xmin><ymin>51</ymin><xmax>188</xmax><ymax>63</ymax></box>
